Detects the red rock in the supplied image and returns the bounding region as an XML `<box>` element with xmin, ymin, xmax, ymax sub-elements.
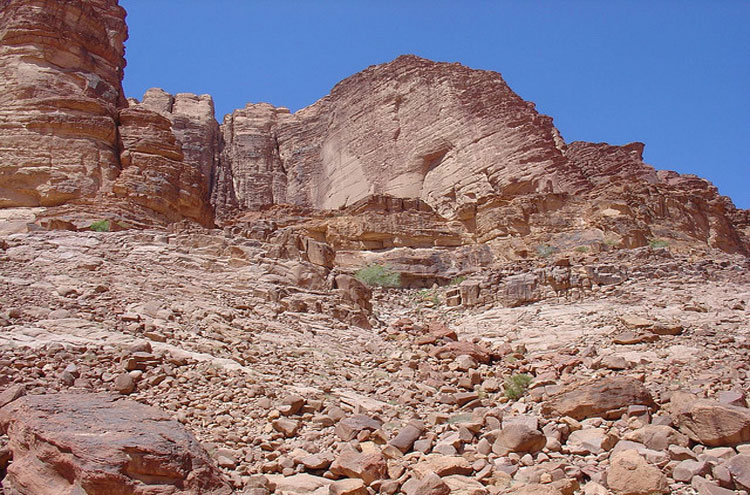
<box><xmin>669</xmin><ymin>392</ymin><xmax>750</xmax><ymax>447</ymax></box>
<box><xmin>389</xmin><ymin>420</ymin><xmax>425</xmax><ymax>453</ymax></box>
<box><xmin>541</xmin><ymin>377</ymin><xmax>655</xmax><ymax>420</ymax></box>
<box><xmin>335</xmin><ymin>415</ymin><xmax>383</xmax><ymax>441</ymax></box>
<box><xmin>0</xmin><ymin>393</ymin><xmax>232</xmax><ymax>495</ymax></box>
<box><xmin>429</xmin><ymin>341</ymin><xmax>491</xmax><ymax>364</ymax></box>
<box><xmin>330</xmin><ymin>448</ymin><xmax>386</xmax><ymax>486</ymax></box>
<box><xmin>0</xmin><ymin>384</ymin><xmax>25</xmax><ymax>408</ymax></box>
<box><xmin>0</xmin><ymin>0</ymin><xmax>126</xmax><ymax>208</ymax></box>
<box><xmin>115</xmin><ymin>105</ymin><xmax>213</xmax><ymax>226</ymax></box>
<box><xmin>606</xmin><ymin>450</ymin><xmax>669</xmax><ymax>495</ymax></box>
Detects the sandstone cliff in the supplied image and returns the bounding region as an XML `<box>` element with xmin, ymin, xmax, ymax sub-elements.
<box><xmin>215</xmin><ymin>55</ymin><xmax>591</xmax><ymax>220</ymax></box>
<box><xmin>213</xmin><ymin>55</ymin><xmax>748</xmax><ymax>256</ymax></box>
<box><xmin>0</xmin><ymin>0</ymin><xmax>127</xmax><ymax>207</ymax></box>
<box><xmin>0</xmin><ymin>1</ymin><xmax>213</xmax><ymax>228</ymax></box>
<box><xmin>0</xmin><ymin>0</ymin><xmax>747</xmax><ymax>258</ymax></box>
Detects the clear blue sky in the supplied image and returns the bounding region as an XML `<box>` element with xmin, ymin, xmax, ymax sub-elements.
<box><xmin>121</xmin><ymin>1</ymin><xmax>749</xmax><ymax>210</ymax></box>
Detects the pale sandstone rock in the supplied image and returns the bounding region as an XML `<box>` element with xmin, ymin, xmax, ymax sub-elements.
<box><xmin>606</xmin><ymin>449</ymin><xmax>669</xmax><ymax>495</ymax></box>
<box><xmin>669</xmin><ymin>392</ymin><xmax>750</xmax><ymax>447</ymax></box>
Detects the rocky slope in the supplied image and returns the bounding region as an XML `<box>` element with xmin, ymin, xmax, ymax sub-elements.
<box><xmin>0</xmin><ymin>230</ymin><xmax>749</xmax><ymax>495</ymax></box>
<box><xmin>1</xmin><ymin>2</ymin><xmax>750</xmax><ymax>495</ymax></box>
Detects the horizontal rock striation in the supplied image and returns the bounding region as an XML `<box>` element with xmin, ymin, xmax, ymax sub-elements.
<box><xmin>213</xmin><ymin>55</ymin><xmax>748</xmax><ymax>256</ymax></box>
<box><xmin>0</xmin><ymin>0</ymin><xmax>746</xmax><ymax>256</ymax></box>
<box><xmin>0</xmin><ymin>0</ymin><xmax>127</xmax><ymax>207</ymax></box>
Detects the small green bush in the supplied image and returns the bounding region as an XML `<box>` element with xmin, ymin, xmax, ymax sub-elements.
<box><xmin>574</xmin><ymin>246</ymin><xmax>589</xmax><ymax>253</ymax></box>
<box><xmin>504</xmin><ymin>373</ymin><xmax>533</xmax><ymax>400</ymax></box>
<box><xmin>450</xmin><ymin>275</ymin><xmax>467</xmax><ymax>285</ymax></box>
<box><xmin>649</xmin><ymin>239</ymin><xmax>669</xmax><ymax>249</ymax></box>
<box><xmin>535</xmin><ymin>244</ymin><xmax>556</xmax><ymax>258</ymax></box>
<box><xmin>90</xmin><ymin>220</ymin><xmax>110</xmax><ymax>232</ymax></box>
<box><xmin>354</xmin><ymin>264</ymin><xmax>401</xmax><ymax>288</ymax></box>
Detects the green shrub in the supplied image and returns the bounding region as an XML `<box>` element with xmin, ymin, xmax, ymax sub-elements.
<box><xmin>649</xmin><ymin>239</ymin><xmax>669</xmax><ymax>249</ymax></box>
<box><xmin>354</xmin><ymin>264</ymin><xmax>401</xmax><ymax>288</ymax></box>
<box><xmin>574</xmin><ymin>246</ymin><xmax>589</xmax><ymax>253</ymax></box>
<box><xmin>535</xmin><ymin>244</ymin><xmax>556</xmax><ymax>258</ymax></box>
<box><xmin>90</xmin><ymin>220</ymin><xmax>110</xmax><ymax>232</ymax></box>
<box><xmin>504</xmin><ymin>373</ymin><xmax>533</xmax><ymax>400</ymax></box>
<box><xmin>450</xmin><ymin>275</ymin><xmax>467</xmax><ymax>285</ymax></box>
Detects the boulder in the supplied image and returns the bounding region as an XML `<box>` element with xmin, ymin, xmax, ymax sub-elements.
<box><xmin>724</xmin><ymin>454</ymin><xmax>750</xmax><ymax>490</ymax></box>
<box><xmin>669</xmin><ymin>392</ymin><xmax>750</xmax><ymax>447</ymax></box>
<box><xmin>606</xmin><ymin>449</ymin><xmax>668</xmax><ymax>495</ymax></box>
<box><xmin>541</xmin><ymin>376</ymin><xmax>655</xmax><ymax>420</ymax></box>
<box><xmin>429</xmin><ymin>341</ymin><xmax>491</xmax><ymax>364</ymax></box>
<box><xmin>0</xmin><ymin>393</ymin><xmax>232</xmax><ymax>495</ymax></box>
<box><xmin>492</xmin><ymin>423</ymin><xmax>546</xmax><ymax>454</ymax></box>
<box><xmin>330</xmin><ymin>448</ymin><xmax>386</xmax><ymax>486</ymax></box>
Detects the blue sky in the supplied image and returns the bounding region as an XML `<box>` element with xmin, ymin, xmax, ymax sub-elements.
<box><xmin>121</xmin><ymin>1</ymin><xmax>749</xmax><ymax>209</ymax></box>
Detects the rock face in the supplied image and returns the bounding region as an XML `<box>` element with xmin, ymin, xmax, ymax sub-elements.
<box><xmin>215</xmin><ymin>55</ymin><xmax>588</xmax><ymax>219</ymax></box>
<box><xmin>1</xmin><ymin>1</ymin><xmax>747</xmax><ymax>255</ymax></box>
<box><xmin>0</xmin><ymin>0</ymin><xmax>127</xmax><ymax>207</ymax></box>
<box><xmin>0</xmin><ymin>1</ymin><xmax>214</xmax><ymax>228</ymax></box>
<box><xmin>211</xmin><ymin>55</ymin><xmax>748</xmax><ymax>256</ymax></box>
<box><xmin>117</xmin><ymin>93</ymin><xmax>214</xmax><ymax>226</ymax></box>
<box><xmin>0</xmin><ymin>393</ymin><xmax>232</xmax><ymax>495</ymax></box>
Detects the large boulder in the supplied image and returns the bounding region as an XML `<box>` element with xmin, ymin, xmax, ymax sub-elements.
<box><xmin>0</xmin><ymin>393</ymin><xmax>232</xmax><ymax>495</ymax></box>
<box><xmin>541</xmin><ymin>376</ymin><xmax>655</xmax><ymax>420</ymax></box>
<box><xmin>669</xmin><ymin>392</ymin><xmax>750</xmax><ymax>447</ymax></box>
<box><xmin>606</xmin><ymin>450</ymin><xmax>669</xmax><ymax>495</ymax></box>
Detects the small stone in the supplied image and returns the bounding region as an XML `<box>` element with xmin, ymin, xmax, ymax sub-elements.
<box><xmin>272</xmin><ymin>417</ymin><xmax>300</xmax><ymax>438</ymax></box>
<box><xmin>389</xmin><ymin>420</ymin><xmax>425</xmax><ymax>453</ymax></box>
<box><xmin>113</xmin><ymin>373</ymin><xmax>135</xmax><ymax>395</ymax></box>
<box><xmin>329</xmin><ymin>478</ymin><xmax>367</xmax><ymax>495</ymax></box>
<box><xmin>672</xmin><ymin>459</ymin><xmax>710</xmax><ymax>483</ymax></box>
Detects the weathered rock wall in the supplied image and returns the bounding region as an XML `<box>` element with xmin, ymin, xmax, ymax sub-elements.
<box><xmin>0</xmin><ymin>0</ymin><xmax>127</xmax><ymax>207</ymax></box>
<box><xmin>0</xmin><ymin>2</ymin><xmax>214</xmax><ymax>227</ymax></box>
<box><xmin>114</xmin><ymin>105</ymin><xmax>213</xmax><ymax>226</ymax></box>
<box><xmin>212</xmin><ymin>55</ymin><xmax>748</xmax><ymax>255</ymax></box>
<box><xmin>215</xmin><ymin>55</ymin><xmax>592</xmax><ymax>220</ymax></box>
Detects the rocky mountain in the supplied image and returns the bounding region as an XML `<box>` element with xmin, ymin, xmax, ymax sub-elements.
<box><xmin>1</xmin><ymin>2</ymin><xmax>749</xmax><ymax>495</ymax></box>
<box><xmin>1</xmin><ymin>0</ymin><xmax>747</xmax><ymax>258</ymax></box>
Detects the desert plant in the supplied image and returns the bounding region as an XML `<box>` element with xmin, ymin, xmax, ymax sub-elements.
<box><xmin>649</xmin><ymin>239</ymin><xmax>669</xmax><ymax>249</ymax></box>
<box><xmin>574</xmin><ymin>246</ymin><xmax>589</xmax><ymax>253</ymax></box>
<box><xmin>504</xmin><ymin>373</ymin><xmax>533</xmax><ymax>400</ymax></box>
<box><xmin>354</xmin><ymin>264</ymin><xmax>401</xmax><ymax>288</ymax></box>
<box><xmin>535</xmin><ymin>244</ymin><xmax>556</xmax><ymax>258</ymax></box>
<box><xmin>89</xmin><ymin>220</ymin><xmax>110</xmax><ymax>232</ymax></box>
<box><xmin>450</xmin><ymin>275</ymin><xmax>467</xmax><ymax>285</ymax></box>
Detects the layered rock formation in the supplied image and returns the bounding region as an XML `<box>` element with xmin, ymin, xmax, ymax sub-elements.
<box><xmin>0</xmin><ymin>1</ymin><xmax>213</xmax><ymax>227</ymax></box>
<box><xmin>215</xmin><ymin>55</ymin><xmax>590</xmax><ymax>220</ymax></box>
<box><xmin>0</xmin><ymin>0</ymin><xmax>747</xmax><ymax>257</ymax></box>
<box><xmin>211</xmin><ymin>56</ymin><xmax>747</xmax><ymax>256</ymax></box>
<box><xmin>0</xmin><ymin>0</ymin><xmax>127</xmax><ymax>207</ymax></box>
